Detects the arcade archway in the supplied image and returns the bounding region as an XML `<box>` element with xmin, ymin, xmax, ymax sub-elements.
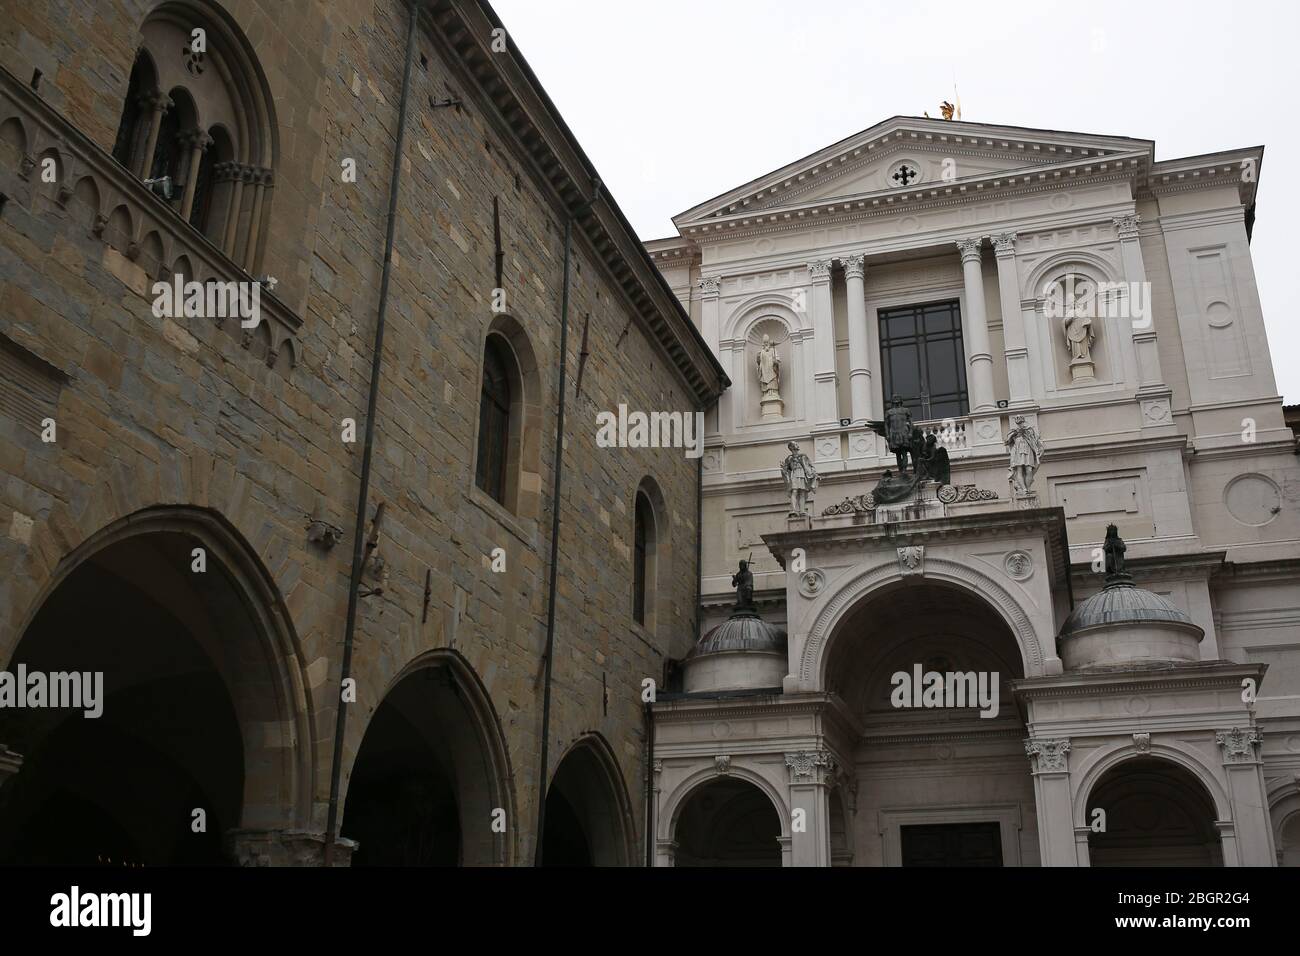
<box><xmin>824</xmin><ymin>580</ymin><xmax>1032</xmax><ymax>866</ymax></box>
<box><xmin>673</xmin><ymin>777</ymin><xmax>783</xmax><ymax>866</ymax></box>
<box><xmin>1086</xmin><ymin>757</ymin><xmax>1222</xmax><ymax>866</ymax></box>
<box><xmin>0</xmin><ymin>510</ymin><xmax>307</xmax><ymax>864</ymax></box>
<box><xmin>341</xmin><ymin>652</ymin><xmax>513</xmax><ymax>866</ymax></box>
<box><xmin>540</xmin><ymin>735</ymin><xmax>634</xmax><ymax>866</ymax></box>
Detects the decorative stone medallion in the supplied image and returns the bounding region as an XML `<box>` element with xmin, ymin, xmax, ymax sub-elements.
<box><xmin>1004</xmin><ymin>550</ymin><xmax>1033</xmax><ymax>581</ymax></box>
<box><xmin>798</xmin><ymin>568</ymin><xmax>826</xmax><ymax>599</ymax></box>
<box><xmin>1133</xmin><ymin>732</ymin><xmax>1151</xmax><ymax>753</ymax></box>
<box><xmin>1224</xmin><ymin>474</ymin><xmax>1282</xmax><ymax>527</ymax></box>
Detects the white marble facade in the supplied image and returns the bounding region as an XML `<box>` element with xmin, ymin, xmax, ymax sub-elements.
<box><xmin>647</xmin><ymin>117</ymin><xmax>1300</xmax><ymax>866</ymax></box>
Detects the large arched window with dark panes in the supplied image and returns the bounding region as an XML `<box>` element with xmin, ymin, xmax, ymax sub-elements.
<box><xmin>476</xmin><ymin>336</ymin><xmax>513</xmax><ymax>505</ymax></box>
<box><xmin>633</xmin><ymin>492</ymin><xmax>656</xmax><ymax>627</ymax></box>
<box><xmin>878</xmin><ymin>299</ymin><xmax>969</xmax><ymax>421</ymax></box>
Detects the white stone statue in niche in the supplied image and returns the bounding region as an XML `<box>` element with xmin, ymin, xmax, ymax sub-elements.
<box><xmin>755</xmin><ymin>333</ymin><xmax>784</xmax><ymax>420</ymax></box>
<box><xmin>1058</xmin><ymin>275</ymin><xmax>1097</xmax><ymax>382</ymax></box>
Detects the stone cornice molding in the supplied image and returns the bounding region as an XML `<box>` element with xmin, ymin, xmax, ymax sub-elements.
<box><xmin>675</xmin><ymin>118</ymin><xmax>1156</xmax><ymax>225</ymax></box>
<box><xmin>1010</xmin><ymin>662</ymin><xmax>1266</xmax><ymax>700</ymax></box>
<box><xmin>678</xmin><ymin>155</ymin><xmax>1147</xmax><ymax>244</ymax></box>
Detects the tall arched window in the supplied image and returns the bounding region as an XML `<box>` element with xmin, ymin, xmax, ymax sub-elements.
<box><xmin>633</xmin><ymin>490</ymin><xmax>658</xmax><ymax>628</ymax></box>
<box><xmin>476</xmin><ymin>336</ymin><xmax>513</xmax><ymax>505</ymax></box>
<box><xmin>107</xmin><ymin>2</ymin><xmax>277</xmax><ymax>271</ymax></box>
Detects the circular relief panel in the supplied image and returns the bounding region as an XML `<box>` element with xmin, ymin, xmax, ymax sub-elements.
<box><xmin>1004</xmin><ymin>550</ymin><xmax>1034</xmax><ymax>581</ymax></box>
<box><xmin>1224</xmin><ymin>474</ymin><xmax>1282</xmax><ymax>527</ymax></box>
<box><xmin>798</xmin><ymin>568</ymin><xmax>826</xmax><ymax>598</ymax></box>
<box><xmin>886</xmin><ymin>159</ymin><xmax>925</xmax><ymax>188</ymax></box>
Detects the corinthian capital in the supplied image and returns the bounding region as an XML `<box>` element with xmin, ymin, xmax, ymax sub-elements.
<box><xmin>807</xmin><ymin>259</ymin><xmax>833</xmax><ymax>282</ymax></box>
<box><xmin>1215</xmin><ymin>726</ymin><xmax>1261</xmax><ymax>764</ymax></box>
<box><xmin>785</xmin><ymin>749</ymin><xmax>837</xmax><ymax>785</ymax></box>
<box><xmin>841</xmin><ymin>253</ymin><xmax>866</xmax><ymax>281</ymax></box>
<box><xmin>1113</xmin><ymin>214</ymin><xmax>1141</xmax><ymax>239</ymax></box>
<box><xmin>992</xmin><ymin>232</ymin><xmax>1017</xmax><ymax>257</ymax></box>
<box><xmin>697</xmin><ymin>275</ymin><xmax>722</xmax><ymax>297</ymax></box>
<box><xmin>1024</xmin><ymin>736</ymin><xmax>1071</xmax><ymax>773</ymax></box>
<box><xmin>956</xmin><ymin>237</ymin><xmax>983</xmax><ymax>263</ymax></box>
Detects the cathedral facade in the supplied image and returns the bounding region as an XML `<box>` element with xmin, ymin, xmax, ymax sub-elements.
<box><xmin>648</xmin><ymin>118</ymin><xmax>1300</xmax><ymax>866</ymax></box>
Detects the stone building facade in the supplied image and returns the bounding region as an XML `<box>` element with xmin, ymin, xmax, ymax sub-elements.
<box><xmin>0</xmin><ymin>0</ymin><xmax>724</xmax><ymax>865</ymax></box>
<box><xmin>648</xmin><ymin>118</ymin><xmax>1300</xmax><ymax>866</ymax></box>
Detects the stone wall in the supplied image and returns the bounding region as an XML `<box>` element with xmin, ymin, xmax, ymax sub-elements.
<box><xmin>0</xmin><ymin>0</ymin><xmax>713</xmax><ymax>863</ymax></box>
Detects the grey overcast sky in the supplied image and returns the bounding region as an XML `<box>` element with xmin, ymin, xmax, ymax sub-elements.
<box><xmin>490</xmin><ymin>0</ymin><xmax>1300</xmax><ymax>404</ymax></box>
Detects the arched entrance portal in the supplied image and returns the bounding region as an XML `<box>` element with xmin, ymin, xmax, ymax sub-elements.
<box><xmin>540</xmin><ymin>735</ymin><xmax>633</xmax><ymax>866</ymax></box>
<box><xmin>341</xmin><ymin>652</ymin><xmax>513</xmax><ymax>866</ymax></box>
<box><xmin>1087</xmin><ymin>758</ymin><xmax>1222</xmax><ymax>866</ymax></box>
<box><xmin>825</xmin><ymin>580</ymin><xmax>1032</xmax><ymax>866</ymax></box>
<box><xmin>674</xmin><ymin>777</ymin><xmax>783</xmax><ymax>866</ymax></box>
<box><xmin>0</xmin><ymin>511</ymin><xmax>306</xmax><ymax>864</ymax></box>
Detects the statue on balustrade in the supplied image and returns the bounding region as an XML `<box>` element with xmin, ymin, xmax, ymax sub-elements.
<box><xmin>867</xmin><ymin>395</ymin><xmax>915</xmax><ymax>474</ymax></box>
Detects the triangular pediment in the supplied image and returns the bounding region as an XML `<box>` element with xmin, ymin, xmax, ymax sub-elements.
<box><xmin>674</xmin><ymin>117</ymin><xmax>1154</xmax><ymax>226</ymax></box>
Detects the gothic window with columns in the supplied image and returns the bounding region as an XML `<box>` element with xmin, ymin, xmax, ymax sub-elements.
<box><xmin>108</xmin><ymin>1</ymin><xmax>277</xmax><ymax>271</ymax></box>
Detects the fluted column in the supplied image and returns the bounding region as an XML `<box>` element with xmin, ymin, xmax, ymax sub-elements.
<box><xmin>957</xmin><ymin>237</ymin><xmax>996</xmax><ymax>413</ymax></box>
<box><xmin>843</xmin><ymin>253</ymin><xmax>873</xmax><ymax>424</ymax></box>
<box><xmin>992</xmin><ymin>233</ymin><xmax>1033</xmax><ymax>407</ymax></box>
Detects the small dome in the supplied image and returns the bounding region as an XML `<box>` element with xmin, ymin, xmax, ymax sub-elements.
<box><xmin>689</xmin><ymin>612</ymin><xmax>787</xmax><ymax>658</ymax></box>
<box><xmin>1061</xmin><ymin>582</ymin><xmax>1201</xmax><ymax>638</ymax></box>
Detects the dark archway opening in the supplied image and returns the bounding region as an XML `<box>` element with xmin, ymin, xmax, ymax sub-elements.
<box><xmin>540</xmin><ymin>739</ymin><xmax>631</xmax><ymax>867</ymax></box>
<box><xmin>1087</xmin><ymin>757</ymin><xmax>1222</xmax><ymax>866</ymax></box>
<box><xmin>342</xmin><ymin>659</ymin><xmax>508</xmax><ymax>866</ymax></box>
<box><xmin>674</xmin><ymin>778</ymin><xmax>782</xmax><ymax>867</ymax></box>
<box><xmin>0</xmin><ymin>533</ymin><xmax>249</xmax><ymax>865</ymax></box>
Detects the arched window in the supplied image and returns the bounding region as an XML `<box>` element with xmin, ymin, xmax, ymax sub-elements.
<box><xmin>633</xmin><ymin>488</ymin><xmax>658</xmax><ymax>629</ymax></box>
<box><xmin>476</xmin><ymin>336</ymin><xmax>513</xmax><ymax>505</ymax></box>
<box><xmin>107</xmin><ymin>2</ymin><xmax>277</xmax><ymax>271</ymax></box>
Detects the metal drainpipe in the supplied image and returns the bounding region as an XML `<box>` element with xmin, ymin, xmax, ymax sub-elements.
<box><xmin>533</xmin><ymin>182</ymin><xmax>601</xmax><ymax>867</ymax></box>
<box><xmin>321</xmin><ymin>0</ymin><xmax>420</xmax><ymax>867</ymax></box>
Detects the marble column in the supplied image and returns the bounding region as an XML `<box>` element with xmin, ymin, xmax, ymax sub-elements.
<box><xmin>993</xmin><ymin>233</ymin><xmax>1034</xmax><ymax>407</ymax></box>
<box><xmin>808</xmin><ymin>259</ymin><xmax>839</xmax><ymax>429</ymax></box>
<box><xmin>1025</xmin><ymin>737</ymin><xmax>1078</xmax><ymax>866</ymax></box>
<box><xmin>842</xmin><ymin>254</ymin><xmax>873</xmax><ymax>423</ymax></box>
<box><xmin>136</xmin><ymin>92</ymin><xmax>173</xmax><ymax>180</ymax></box>
<box><xmin>1216</xmin><ymin>727</ymin><xmax>1277</xmax><ymax>866</ymax></box>
<box><xmin>786</xmin><ymin>749</ymin><xmax>835</xmax><ymax>867</ymax></box>
<box><xmin>179</xmin><ymin>130</ymin><xmax>213</xmax><ymax>220</ymax></box>
<box><xmin>957</xmin><ymin>237</ymin><xmax>996</xmax><ymax>413</ymax></box>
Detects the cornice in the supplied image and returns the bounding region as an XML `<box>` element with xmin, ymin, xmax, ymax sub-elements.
<box><xmin>679</xmin><ymin>161</ymin><xmax>1145</xmax><ymax>245</ymax></box>
<box><xmin>1011</xmin><ymin>661</ymin><xmax>1266</xmax><ymax>699</ymax></box>
<box><xmin>674</xmin><ymin>117</ymin><xmax>1155</xmax><ymax>225</ymax></box>
<box><xmin>425</xmin><ymin>1</ymin><xmax>728</xmax><ymax>401</ymax></box>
